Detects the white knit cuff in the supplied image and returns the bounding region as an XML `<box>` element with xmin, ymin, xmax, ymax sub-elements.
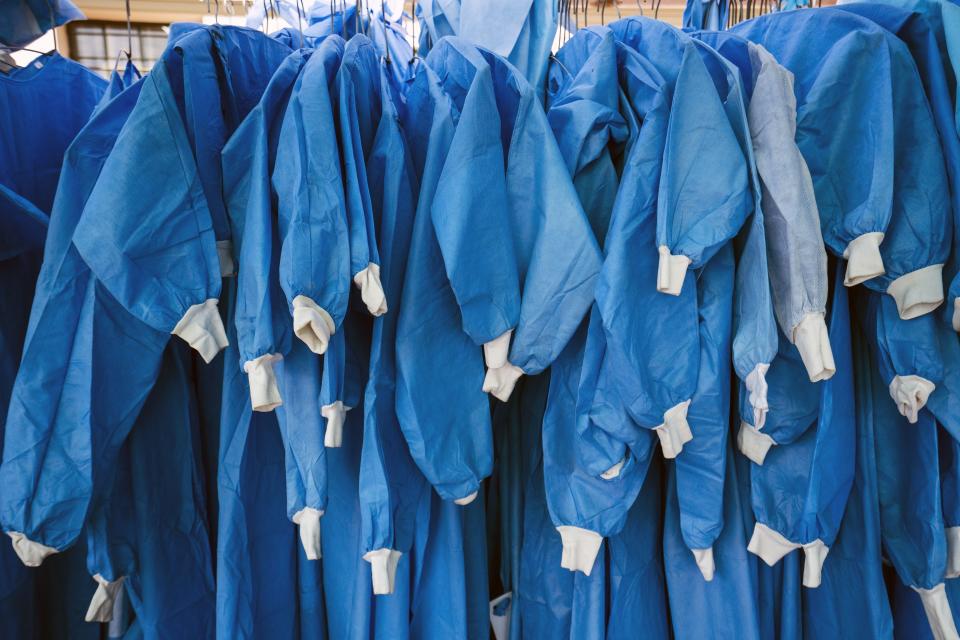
<box><xmin>737</xmin><ymin>420</ymin><xmax>776</xmax><ymax>465</ymax></box>
<box><xmin>292</xmin><ymin>295</ymin><xmax>335</xmax><ymax>355</ymax></box>
<box><xmin>657</xmin><ymin>245</ymin><xmax>692</xmax><ymax>296</ymax></box>
<box><xmin>801</xmin><ymin>539</ymin><xmax>830</xmax><ymax>588</ymax></box>
<box><xmin>600</xmin><ymin>457</ymin><xmax>626</xmax><ymax>480</ymax></box>
<box><xmin>888</xmin><ymin>375</ymin><xmax>936</xmax><ymax>424</ymax></box>
<box><xmin>745</xmin><ymin>363</ymin><xmax>770</xmax><ymax>429</ymax></box>
<box><xmin>556</xmin><ymin>526</ymin><xmax>603</xmax><ymax>576</ymax></box>
<box><xmin>483</xmin><ymin>330</ymin><xmax>513</xmax><ymax>369</ymax></box>
<box><xmin>454</xmin><ymin>491</ymin><xmax>478</xmax><ymax>506</ymax></box>
<box><xmin>913</xmin><ymin>583</ymin><xmax>960</xmax><ymax>640</ymax></box>
<box><xmin>842</xmin><ymin>232</ymin><xmax>885</xmax><ymax>287</ymax></box>
<box><xmin>322</xmin><ymin>401</ymin><xmax>350</xmax><ymax>448</ymax></box>
<box><xmin>217</xmin><ymin>239</ymin><xmax>236</xmax><ymax>277</ymax></box>
<box><xmin>292</xmin><ymin>507</ymin><xmax>324</xmax><ymax>560</ymax></box>
<box><xmin>85</xmin><ymin>574</ymin><xmax>125</xmax><ymax>622</ymax></box>
<box><xmin>792</xmin><ymin>312</ymin><xmax>835</xmax><ymax>382</ymax></box>
<box><xmin>653</xmin><ymin>400</ymin><xmax>693</xmax><ymax>458</ymax></box>
<box><xmin>886</xmin><ymin>264</ymin><xmax>944</xmax><ymax>320</ymax></box>
<box><xmin>952</xmin><ymin>297</ymin><xmax>960</xmax><ymax>332</ymax></box>
<box><xmin>946</xmin><ymin>527</ymin><xmax>960</xmax><ymax>579</ymax></box>
<box><xmin>171</xmin><ymin>298</ymin><xmax>229</xmax><ymax>363</ymax></box>
<box><xmin>483</xmin><ymin>363</ymin><xmax>524</xmax><ymax>402</ymax></box>
<box><xmin>746</xmin><ymin>522</ymin><xmax>829</xmax><ymax>588</ymax></box>
<box><xmin>243</xmin><ymin>353</ymin><xmax>283</xmax><ymax>412</ymax></box>
<box><xmin>354</xmin><ymin>263</ymin><xmax>387</xmax><ymax>317</ymax></box>
<box><xmin>7</xmin><ymin>532</ymin><xmax>58</xmax><ymax>567</ymax></box>
<box><xmin>363</xmin><ymin>548</ymin><xmax>402</xmax><ymax>595</ymax></box>
<box><xmin>691</xmin><ymin>547</ymin><xmax>715</xmax><ymax>582</ymax></box>
<box><xmin>489</xmin><ymin>592</ymin><xmax>513</xmax><ymax>640</ymax></box>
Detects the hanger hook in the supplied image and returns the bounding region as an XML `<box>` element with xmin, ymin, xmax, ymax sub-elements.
<box><xmin>124</xmin><ymin>0</ymin><xmax>133</xmax><ymax>59</ymax></box>
<box><xmin>45</xmin><ymin>0</ymin><xmax>59</xmax><ymax>52</ymax></box>
<box><xmin>296</xmin><ymin>0</ymin><xmax>305</xmax><ymax>47</ymax></box>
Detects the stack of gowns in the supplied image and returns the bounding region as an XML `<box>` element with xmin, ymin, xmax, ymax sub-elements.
<box><xmin>5</xmin><ymin>1</ymin><xmax>960</xmax><ymax>638</ymax></box>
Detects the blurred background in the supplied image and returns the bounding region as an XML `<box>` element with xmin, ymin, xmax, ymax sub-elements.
<box><xmin>11</xmin><ymin>0</ymin><xmax>745</xmax><ymax>76</ymax></box>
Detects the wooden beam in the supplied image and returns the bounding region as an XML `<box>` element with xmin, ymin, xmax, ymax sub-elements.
<box><xmin>72</xmin><ymin>0</ymin><xmax>688</xmax><ymax>26</ymax></box>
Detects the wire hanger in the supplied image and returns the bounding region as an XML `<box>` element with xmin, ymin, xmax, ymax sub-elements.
<box><xmin>0</xmin><ymin>50</ymin><xmax>18</xmax><ymax>72</ymax></box>
<box><xmin>408</xmin><ymin>0</ymin><xmax>421</xmax><ymax>64</ymax></box>
<box><xmin>121</xmin><ymin>0</ymin><xmax>133</xmax><ymax>61</ymax></box>
<box><xmin>0</xmin><ymin>0</ymin><xmax>60</xmax><ymax>69</ymax></box>
<box><xmin>295</xmin><ymin>0</ymin><xmax>305</xmax><ymax>48</ymax></box>
<box><xmin>208</xmin><ymin>0</ymin><xmax>222</xmax><ymax>24</ymax></box>
<box><xmin>46</xmin><ymin>0</ymin><xmax>60</xmax><ymax>53</ymax></box>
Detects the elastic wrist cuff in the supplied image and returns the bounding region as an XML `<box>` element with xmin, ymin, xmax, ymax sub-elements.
<box><xmin>747</xmin><ymin>523</ymin><xmax>828</xmax><ymax>588</ymax></box>
<box><xmin>363</xmin><ymin>548</ymin><xmax>402</xmax><ymax>595</ymax></box>
<box><xmin>801</xmin><ymin>539</ymin><xmax>829</xmax><ymax>588</ymax></box>
<box><xmin>842</xmin><ymin>232</ymin><xmax>885</xmax><ymax>286</ymax></box>
<box><xmin>354</xmin><ymin>263</ymin><xmax>387</xmax><ymax>317</ymax></box>
<box><xmin>737</xmin><ymin>420</ymin><xmax>776</xmax><ymax>465</ymax></box>
<box><xmin>745</xmin><ymin>363</ymin><xmax>770</xmax><ymax>429</ymax></box>
<box><xmin>913</xmin><ymin>583</ymin><xmax>960</xmax><ymax>640</ymax></box>
<box><xmin>7</xmin><ymin>532</ymin><xmax>58</xmax><ymax>567</ymax></box>
<box><xmin>243</xmin><ymin>353</ymin><xmax>283</xmax><ymax>412</ymax></box>
<box><xmin>947</xmin><ymin>527</ymin><xmax>960</xmax><ymax>579</ymax></box>
<box><xmin>691</xmin><ymin>547</ymin><xmax>715</xmax><ymax>581</ymax></box>
<box><xmin>489</xmin><ymin>592</ymin><xmax>513</xmax><ymax>640</ymax></box>
<box><xmin>888</xmin><ymin>375</ymin><xmax>936</xmax><ymax>424</ymax></box>
<box><xmin>747</xmin><ymin>523</ymin><xmax>797</xmax><ymax>567</ymax></box>
<box><xmin>293</xmin><ymin>295</ymin><xmax>335</xmax><ymax>355</ymax></box>
<box><xmin>657</xmin><ymin>245</ymin><xmax>692</xmax><ymax>296</ymax></box>
<box><xmin>483</xmin><ymin>363</ymin><xmax>524</xmax><ymax>402</ymax></box>
<box><xmin>600</xmin><ymin>456</ymin><xmax>626</xmax><ymax>480</ymax></box>
<box><xmin>483</xmin><ymin>330</ymin><xmax>513</xmax><ymax>369</ymax></box>
<box><xmin>556</xmin><ymin>526</ymin><xmax>603</xmax><ymax>576</ymax></box>
<box><xmin>322</xmin><ymin>401</ymin><xmax>350</xmax><ymax>448</ymax></box>
<box><xmin>216</xmin><ymin>239</ymin><xmax>236</xmax><ymax>277</ymax></box>
<box><xmin>654</xmin><ymin>400</ymin><xmax>693</xmax><ymax>458</ymax></box>
<box><xmin>171</xmin><ymin>298</ymin><xmax>229</xmax><ymax>363</ymax></box>
<box><xmin>292</xmin><ymin>507</ymin><xmax>324</xmax><ymax>560</ymax></box>
<box><xmin>454</xmin><ymin>491</ymin><xmax>478</xmax><ymax>506</ymax></box>
<box><xmin>85</xmin><ymin>574</ymin><xmax>125</xmax><ymax>622</ymax></box>
<box><xmin>792</xmin><ymin>312</ymin><xmax>835</xmax><ymax>382</ymax></box>
<box><xmin>886</xmin><ymin>264</ymin><xmax>944</xmax><ymax>320</ymax></box>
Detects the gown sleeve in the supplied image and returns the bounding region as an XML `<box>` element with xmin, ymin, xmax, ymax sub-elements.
<box><xmin>655</xmin><ymin>42</ymin><xmax>751</xmax><ymax>296</ymax></box>
<box><xmin>274</xmin><ymin>51</ymin><xmax>352</xmax><ymax>356</ymax></box>
<box><xmin>72</xmin><ymin>63</ymin><xmax>228</xmax><ymax>363</ymax></box>
<box><xmin>747</xmin><ymin>43</ymin><xmax>833</xmax><ymax>382</ymax></box>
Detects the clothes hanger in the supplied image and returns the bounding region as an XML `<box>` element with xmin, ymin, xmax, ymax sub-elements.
<box><xmin>379</xmin><ymin>0</ymin><xmax>392</xmax><ymax>64</ymax></box>
<box><xmin>120</xmin><ymin>0</ymin><xmax>133</xmax><ymax>63</ymax></box>
<box><xmin>408</xmin><ymin>0</ymin><xmax>422</xmax><ymax>65</ymax></box>
<box><xmin>0</xmin><ymin>50</ymin><xmax>18</xmax><ymax>72</ymax></box>
<box><xmin>295</xmin><ymin>0</ymin><xmax>305</xmax><ymax>48</ymax></box>
<box><xmin>559</xmin><ymin>0</ymin><xmax>570</xmax><ymax>47</ymax></box>
<box><xmin>204</xmin><ymin>0</ymin><xmax>223</xmax><ymax>23</ymax></box>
